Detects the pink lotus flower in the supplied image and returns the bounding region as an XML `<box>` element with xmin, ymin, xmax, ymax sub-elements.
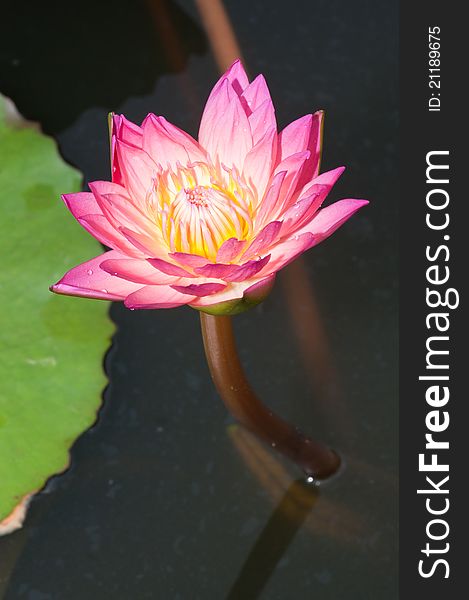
<box><xmin>51</xmin><ymin>61</ymin><xmax>368</xmax><ymax>314</ymax></box>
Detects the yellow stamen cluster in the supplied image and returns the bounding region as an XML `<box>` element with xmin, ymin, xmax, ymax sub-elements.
<box><xmin>147</xmin><ymin>163</ymin><xmax>256</xmax><ymax>260</ymax></box>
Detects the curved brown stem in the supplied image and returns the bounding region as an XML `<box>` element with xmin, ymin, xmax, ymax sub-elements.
<box><xmin>199</xmin><ymin>313</ymin><xmax>340</xmax><ymax>480</ymax></box>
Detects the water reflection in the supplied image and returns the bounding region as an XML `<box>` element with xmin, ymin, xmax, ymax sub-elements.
<box><xmin>227</xmin><ymin>478</ymin><xmax>319</xmax><ymax>600</ymax></box>
<box><xmin>228</xmin><ymin>425</ymin><xmax>369</xmax><ymax>544</ymax></box>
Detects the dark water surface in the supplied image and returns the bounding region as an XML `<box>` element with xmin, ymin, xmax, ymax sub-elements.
<box><xmin>0</xmin><ymin>0</ymin><xmax>397</xmax><ymax>597</ymax></box>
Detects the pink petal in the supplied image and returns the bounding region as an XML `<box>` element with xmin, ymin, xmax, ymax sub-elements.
<box><xmin>224</xmin><ymin>255</ymin><xmax>271</xmax><ymax>282</ymax></box>
<box><xmin>111</xmin><ymin>115</ymin><xmax>144</xmax><ymax>185</ymax></box>
<box><xmin>100</xmin><ymin>257</ymin><xmax>183</xmax><ymax>285</ymax></box>
<box><xmin>223</xmin><ymin>59</ymin><xmax>250</xmax><ymax>95</ymax></box>
<box><xmin>216</xmin><ymin>238</ymin><xmax>247</xmax><ymax>263</ymax></box>
<box><xmin>119</xmin><ymin>227</ymin><xmax>168</xmax><ymax>258</ymax></box>
<box><xmin>194</xmin><ymin>255</ymin><xmax>270</xmax><ymax>282</ymax></box>
<box><xmin>243</xmin><ymin>127</ymin><xmax>277</xmax><ymax>200</ymax></box>
<box><xmin>189</xmin><ymin>274</ymin><xmax>275</xmax><ymax>309</ymax></box>
<box><xmin>170</xmin><ymin>252</ymin><xmax>210</xmax><ymax>269</ymax></box>
<box><xmin>296</xmin><ymin>198</ymin><xmax>369</xmax><ymax>238</ymax></box>
<box><xmin>89</xmin><ymin>181</ymin><xmax>157</xmax><ymax>238</ymax></box>
<box><xmin>256</xmin><ymin>152</ymin><xmax>309</xmax><ymax>225</ymax></box>
<box><xmin>248</xmin><ymin>99</ymin><xmax>276</xmax><ymax>145</ymax></box>
<box><xmin>51</xmin><ymin>251</ymin><xmax>141</xmax><ymax>301</ymax></box>
<box><xmin>171</xmin><ymin>282</ymin><xmax>226</xmax><ymax>297</ymax></box>
<box><xmin>112</xmin><ymin>114</ymin><xmax>143</xmax><ymax>147</ymax></box>
<box><xmin>114</xmin><ymin>139</ymin><xmax>158</xmax><ymax>206</ymax></box>
<box><xmin>243</xmin><ymin>221</ymin><xmax>282</xmax><ymax>258</ymax></box>
<box><xmin>124</xmin><ymin>285</ymin><xmax>196</xmax><ymax>309</ymax></box>
<box><xmin>147</xmin><ymin>257</ymin><xmax>194</xmax><ymax>277</ymax></box>
<box><xmin>280</xmin><ymin>167</ymin><xmax>345</xmax><ymax>235</ymax></box>
<box><xmin>142</xmin><ymin>114</ymin><xmax>206</xmax><ymax>168</ymax></box>
<box><xmin>277</xmin><ymin>114</ymin><xmax>313</xmax><ymax>161</ymax></box>
<box><xmin>298</xmin><ymin>111</ymin><xmax>324</xmax><ymax>186</ymax></box>
<box><xmin>260</xmin><ymin>232</ymin><xmax>316</xmax><ymax>275</ymax></box>
<box><xmin>241</xmin><ymin>75</ymin><xmax>272</xmax><ymax>115</ymax></box>
<box><xmin>254</xmin><ymin>171</ymin><xmax>286</xmax><ymax>226</ymax></box>
<box><xmin>199</xmin><ymin>79</ymin><xmax>252</xmax><ymax>168</ymax></box>
<box><xmin>277</xmin><ymin>111</ymin><xmax>324</xmax><ymax>189</ymax></box>
<box><xmin>77</xmin><ymin>214</ymin><xmax>136</xmax><ymax>255</ymax></box>
<box><xmin>62</xmin><ymin>192</ymin><xmax>102</xmax><ymax>220</ymax></box>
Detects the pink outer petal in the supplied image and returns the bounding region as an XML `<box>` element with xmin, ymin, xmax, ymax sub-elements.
<box><xmin>189</xmin><ymin>274</ymin><xmax>275</xmax><ymax>309</ymax></box>
<box><xmin>276</xmin><ymin>112</ymin><xmax>324</xmax><ymax>190</ymax></box>
<box><xmin>51</xmin><ymin>251</ymin><xmax>142</xmax><ymax>301</ymax></box>
<box><xmin>77</xmin><ymin>214</ymin><xmax>137</xmax><ymax>255</ymax></box>
<box><xmin>216</xmin><ymin>238</ymin><xmax>247</xmax><ymax>263</ymax></box>
<box><xmin>62</xmin><ymin>192</ymin><xmax>102</xmax><ymax>219</ymax></box>
<box><xmin>279</xmin><ymin>167</ymin><xmax>346</xmax><ymax>236</ymax></box>
<box><xmin>142</xmin><ymin>114</ymin><xmax>207</xmax><ymax>168</ymax></box>
<box><xmin>198</xmin><ymin>79</ymin><xmax>252</xmax><ymax>168</ymax></box>
<box><xmin>111</xmin><ymin>115</ymin><xmax>143</xmax><ymax>185</ymax></box>
<box><xmin>100</xmin><ymin>258</ymin><xmax>183</xmax><ymax>285</ymax></box>
<box><xmin>171</xmin><ymin>282</ymin><xmax>226</xmax><ymax>297</ymax></box>
<box><xmin>112</xmin><ymin>114</ymin><xmax>143</xmax><ymax>147</ymax></box>
<box><xmin>114</xmin><ymin>139</ymin><xmax>158</xmax><ymax>207</ymax></box>
<box><xmin>88</xmin><ymin>181</ymin><xmax>154</xmax><ymax>234</ymax></box>
<box><xmin>259</xmin><ymin>233</ymin><xmax>316</xmax><ymax>276</ymax></box>
<box><xmin>194</xmin><ymin>255</ymin><xmax>270</xmax><ymax>282</ymax></box>
<box><xmin>298</xmin><ymin>111</ymin><xmax>324</xmax><ymax>186</ymax></box>
<box><xmin>256</xmin><ymin>152</ymin><xmax>309</xmax><ymax>226</ymax></box>
<box><xmin>243</xmin><ymin>221</ymin><xmax>282</xmax><ymax>259</ymax></box>
<box><xmin>277</xmin><ymin>114</ymin><xmax>313</xmax><ymax>161</ymax></box>
<box><xmin>295</xmin><ymin>198</ymin><xmax>369</xmax><ymax>238</ymax></box>
<box><xmin>169</xmin><ymin>252</ymin><xmax>209</xmax><ymax>269</ymax></box>
<box><xmin>147</xmin><ymin>257</ymin><xmax>194</xmax><ymax>277</ymax></box>
<box><xmin>124</xmin><ymin>285</ymin><xmax>196</xmax><ymax>309</ymax></box>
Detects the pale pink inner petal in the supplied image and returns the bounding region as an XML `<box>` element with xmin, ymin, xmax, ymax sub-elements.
<box><xmin>248</xmin><ymin>99</ymin><xmax>276</xmax><ymax>145</ymax></box>
<box><xmin>199</xmin><ymin>79</ymin><xmax>253</xmax><ymax>168</ymax></box>
<box><xmin>242</xmin><ymin>127</ymin><xmax>277</xmax><ymax>201</ymax></box>
<box><xmin>142</xmin><ymin>114</ymin><xmax>206</xmax><ymax>168</ymax></box>
<box><xmin>241</xmin><ymin>74</ymin><xmax>272</xmax><ymax>116</ymax></box>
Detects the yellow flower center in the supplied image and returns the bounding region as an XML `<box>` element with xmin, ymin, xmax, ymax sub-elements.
<box><xmin>148</xmin><ymin>163</ymin><xmax>255</xmax><ymax>260</ymax></box>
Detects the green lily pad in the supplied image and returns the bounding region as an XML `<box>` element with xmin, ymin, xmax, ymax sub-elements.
<box><xmin>0</xmin><ymin>96</ymin><xmax>113</xmax><ymax>527</ymax></box>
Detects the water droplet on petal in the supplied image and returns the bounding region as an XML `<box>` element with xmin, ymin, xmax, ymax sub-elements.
<box><xmin>101</xmin><ymin>289</ymin><xmax>108</xmax><ymax>294</ymax></box>
<box><xmin>87</xmin><ymin>269</ymin><xmax>93</xmax><ymax>275</ymax></box>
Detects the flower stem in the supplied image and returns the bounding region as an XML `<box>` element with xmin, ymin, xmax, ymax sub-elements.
<box><xmin>199</xmin><ymin>313</ymin><xmax>341</xmax><ymax>480</ymax></box>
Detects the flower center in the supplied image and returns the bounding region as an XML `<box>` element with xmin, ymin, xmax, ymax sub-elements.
<box><xmin>184</xmin><ymin>185</ymin><xmax>210</xmax><ymax>207</ymax></box>
<box><xmin>148</xmin><ymin>164</ymin><xmax>256</xmax><ymax>260</ymax></box>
